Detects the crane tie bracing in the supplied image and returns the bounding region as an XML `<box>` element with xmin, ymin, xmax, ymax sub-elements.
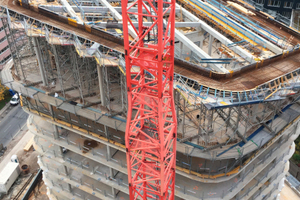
<box><xmin>121</xmin><ymin>0</ymin><xmax>177</xmax><ymax>199</ymax></box>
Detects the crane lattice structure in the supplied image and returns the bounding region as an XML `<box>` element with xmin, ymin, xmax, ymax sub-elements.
<box><xmin>121</xmin><ymin>0</ymin><xmax>177</xmax><ymax>199</ymax></box>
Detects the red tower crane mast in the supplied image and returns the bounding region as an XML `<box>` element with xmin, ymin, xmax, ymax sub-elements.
<box><xmin>121</xmin><ymin>0</ymin><xmax>177</xmax><ymax>199</ymax></box>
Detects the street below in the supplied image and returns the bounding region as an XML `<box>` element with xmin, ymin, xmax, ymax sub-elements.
<box><xmin>0</xmin><ymin>104</ymin><xmax>28</xmax><ymax>147</ymax></box>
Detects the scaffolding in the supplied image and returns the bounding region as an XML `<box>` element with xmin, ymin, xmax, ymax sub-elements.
<box><xmin>2</xmin><ymin>2</ymin><xmax>300</xmax><ymax>200</ymax></box>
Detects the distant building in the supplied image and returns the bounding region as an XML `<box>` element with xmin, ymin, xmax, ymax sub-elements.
<box><xmin>264</xmin><ymin>0</ymin><xmax>298</xmax><ymax>17</ymax></box>
<box><xmin>0</xmin><ymin>20</ymin><xmax>11</xmax><ymax>70</ymax></box>
<box><xmin>250</xmin><ymin>0</ymin><xmax>300</xmax><ymax>25</ymax></box>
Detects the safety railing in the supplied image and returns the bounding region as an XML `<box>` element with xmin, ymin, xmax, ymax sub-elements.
<box><xmin>32</xmin><ymin>116</ymin><xmax>294</xmax><ymax>200</ymax></box>
<box><xmin>8</xmin><ymin>12</ymin><xmax>300</xmax><ymax>110</ymax></box>
<box><xmin>226</xmin><ymin>149</ymin><xmax>288</xmax><ymax>194</ymax></box>
<box><xmin>23</xmin><ymin>19</ymin><xmax>44</xmax><ymax>37</ymax></box>
<box><xmin>40</xmin><ymin>146</ymin><xmax>130</xmax><ymax>193</ymax></box>
<box><xmin>32</xmin><ymin>122</ymin><xmax>128</xmax><ymax>170</ymax></box>
<box><xmin>174</xmin><ymin>67</ymin><xmax>300</xmax><ymax>107</ymax></box>
<box><xmin>232</xmin><ymin>153</ymin><xmax>288</xmax><ymax>200</ymax></box>
<box><xmin>24</xmin><ymin>91</ymin><xmax>300</xmax><ymax>185</ymax></box>
<box><xmin>41</xmin><ymin>154</ymin><xmax>116</xmax><ymax>199</ymax></box>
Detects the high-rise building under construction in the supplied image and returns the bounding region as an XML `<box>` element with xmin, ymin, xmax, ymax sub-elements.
<box><xmin>1</xmin><ymin>0</ymin><xmax>300</xmax><ymax>199</ymax></box>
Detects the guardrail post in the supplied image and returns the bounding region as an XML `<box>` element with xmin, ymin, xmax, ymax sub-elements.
<box><xmin>230</xmin><ymin>182</ymin><xmax>234</xmax><ymax>192</ymax></box>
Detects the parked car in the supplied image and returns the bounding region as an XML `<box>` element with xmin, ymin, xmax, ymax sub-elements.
<box><xmin>10</xmin><ymin>93</ymin><xmax>20</xmax><ymax>106</ymax></box>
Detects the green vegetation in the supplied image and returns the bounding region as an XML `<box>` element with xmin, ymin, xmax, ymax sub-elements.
<box><xmin>0</xmin><ymin>83</ymin><xmax>10</xmax><ymax>110</ymax></box>
<box><xmin>291</xmin><ymin>136</ymin><xmax>300</xmax><ymax>166</ymax></box>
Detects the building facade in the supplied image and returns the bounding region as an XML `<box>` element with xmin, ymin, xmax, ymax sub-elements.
<box><xmin>249</xmin><ymin>0</ymin><xmax>300</xmax><ymax>24</ymax></box>
<box><xmin>0</xmin><ymin>19</ymin><xmax>11</xmax><ymax>70</ymax></box>
<box><xmin>1</xmin><ymin>0</ymin><xmax>300</xmax><ymax>200</ymax></box>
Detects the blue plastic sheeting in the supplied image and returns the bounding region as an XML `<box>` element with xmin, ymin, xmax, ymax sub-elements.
<box><xmin>227</xmin><ymin>40</ymin><xmax>246</xmax><ymax>47</ymax></box>
<box><xmin>28</xmin><ymin>86</ymin><xmax>46</xmax><ymax>94</ymax></box>
<box><xmin>177</xmin><ymin>138</ymin><xmax>205</xmax><ymax>149</ymax></box>
<box><xmin>188</xmin><ymin>0</ymin><xmax>267</xmax><ymax>46</ymax></box>
<box><xmin>206</xmin><ymin>99</ymin><xmax>264</xmax><ymax>110</ymax></box>
<box><xmin>204</xmin><ymin>0</ymin><xmax>280</xmax><ymax>44</ymax></box>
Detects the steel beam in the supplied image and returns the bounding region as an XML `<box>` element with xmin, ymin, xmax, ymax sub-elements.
<box><xmin>175</xmin><ymin>30</ymin><xmax>228</xmax><ymax>73</ymax></box>
<box><xmin>97</xmin><ymin>64</ymin><xmax>106</xmax><ymax>106</ymax></box>
<box><xmin>208</xmin><ymin>34</ymin><xmax>214</xmax><ymax>56</ymax></box>
<box><xmin>95</xmin><ymin>0</ymin><xmax>137</xmax><ymax>38</ymax></box>
<box><xmin>216</xmin><ymin>109</ymin><xmax>248</xmax><ymax>143</ymax></box>
<box><xmin>95</xmin><ymin>21</ymin><xmax>202</xmax><ymax>28</ymax></box>
<box><xmin>177</xmin><ymin>4</ymin><xmax>255</xmax><ymax>63</ymax></box>
<box><xmin>40</xmin><ymin>6</ymin><xmax>182</xmax><ymax>13</ymax></box>
<box><xmin>60</xmin><ymin>0</ymin><xmax>84</xmax><ymax>24</ymax></box>
<box><xmin>33</xmin><ymin>37</ymin><xmax>48</xmax><ymax>86</ymax></box>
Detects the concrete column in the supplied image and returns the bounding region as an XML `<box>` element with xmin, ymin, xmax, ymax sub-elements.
<box><xmin>33</xmin><ymin>37</ymin><xmax>48</xmax><ymax>86</ymax></box>
<box><xmin>106</xmin><ymin>145</ymin><xmax>114</xmax><ymax>177</ymax></box>
<box><xmin>208</xmin><ymin>34</ymin><xmax>214</xmax><ymax>56</ymax></box>
<box><xmin>52</xmin><ymin>124</ymin><xmax>59</xmax><ymax>139</ymax></box>
<box><xmin>67</xmin><ymin>183</ymin><xmax>72</xmax><ymax>194</ymax></box>
<box><xmin>200</xmin><ymin>40</ymin><xmax>203</xmax><ymax>49</ymax></box>
<box><xmin>106</xmin><ymin>145</ymin><xmax>116</xmax><ymax>197</ymax></box>
<box><xmin>250</xmin><ymin>104</ymin><xmax>259</xmax><ymax>123</ymax></box>
<box><xmin>290</xmin><ymin>9</ymin><xmax>295</xmax><ymax>27</ymax></box>
<box><xmin>104</xmin><ymin>125</ymin><xmax>109</xmax><ymax>139</ymax></box>
<box><xmin>62</xmin><ymin>165</ymin><xmax>68</xmax><ymax>176</ymax></box>
<box><xmin>111</xmin><ymin>183</ymin><xmax>116</xmax><ymax>197</ymax></box>
<box><xmin>48</xmin><ymin>104</ymin><xmax>60</xmax><ymax>141</ymax></box>
<box><xmin>107</xmin><ymin>145</ymin><xmax>111</xmax><ymax>160</ymax></box>
<box><xmin>179</xmin><ymin>42</ymin><xmax>183</xmax><ymax>58</ymax></box>
<box><xmin>48</xmin><ymin>104</ymin><xmax>54</xmax><ymax>117</ymax></box>
<box><xmin>199</xmin><ymin>34</ymin><xmax>204</xmax><ymax>49</ymax></box>
<box><xmin>97</xmin><ymin>65</ymin><xmax>106</xmax><ymax>106</ymax></box>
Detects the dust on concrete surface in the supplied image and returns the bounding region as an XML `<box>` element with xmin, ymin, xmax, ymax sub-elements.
<box><xmin>1</xmin><ymin>170</ymin><xmax>49</xmax><ymax>200</ymax></box>
<box><xmin>279</xmin><ymin>183</ymin><xmax>300</xmax><ymax>200</ymax></box>
<box><xmin>0</xmin><ymin>128</ymin><xmax>44</xmax><ymax>200</ymax></box>
<box><xmin>1</xmin><ymin>173</ymin><xmax>33</xmax><ymax>200</ymax></box>
<box><xmin>0</xmin><ymin>127</ymin><xmax>28</xmax><ymax>164</ymax></box>
<box><xmin>0</xmin><ymin>149</ymin><xmax>40</xmax><ymax>200</ymax></box>
<box><xmin>28</xmin><ymin>179</ymin><xmax>49</xmax><ymax>200</ymax></box>
<box><xmin>16</xmin><ymin>150</ymin><xmax>40</xmax><ymax>173</ymax></box>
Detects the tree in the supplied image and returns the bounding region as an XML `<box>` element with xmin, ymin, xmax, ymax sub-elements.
<box><xmin>0</xmin><ymin>81</ymin><xmax>7</xmax><ymax>101</ymax></box>
<box><xmin>293</xmin><ymin>154</ymin><xmax>300</xmax><ymax>164</ymax></box>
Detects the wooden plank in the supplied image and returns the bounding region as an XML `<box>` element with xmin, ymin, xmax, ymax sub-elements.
<box><xmin>23</xmin><ymin>137</ymin><xmax>34</xmax><ymax>152</ymax></box>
